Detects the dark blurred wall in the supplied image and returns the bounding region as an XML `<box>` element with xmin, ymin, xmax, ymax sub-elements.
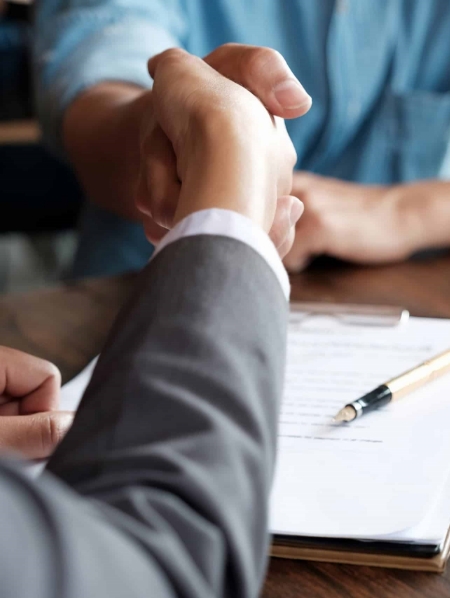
<box><xmin>0</xmin><ymin>1</ymin><xmax>32</xmax><ymax>119</ymax></box>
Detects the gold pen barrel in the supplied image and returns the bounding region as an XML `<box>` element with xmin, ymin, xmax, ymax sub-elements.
<box><xmin>387</xmin><ymin>349</ymin><xmax>450</xmax><ymax>400</ymax></box>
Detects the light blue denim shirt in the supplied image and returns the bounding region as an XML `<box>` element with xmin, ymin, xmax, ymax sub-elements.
<box><xmin>35</xmin><ymin>0</ymin><xmax>450</xmax><ymax>184</ymax></box>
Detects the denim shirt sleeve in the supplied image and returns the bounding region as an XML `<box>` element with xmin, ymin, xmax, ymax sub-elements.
<box><xmin>33</xmin><ymin>0</ymin><xmax>187</xmax><ymax>155</ymax></box>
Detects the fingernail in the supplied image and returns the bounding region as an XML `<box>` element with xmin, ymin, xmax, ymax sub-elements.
<box><xmin>273</xmin><ymin>79</ymin><xmax>312</xmax><ymax>110</ymax></box>
<box><xmin>289</xmin><ymin>200</ymin><xmax>304</xmax><ymax>226</ymax></box>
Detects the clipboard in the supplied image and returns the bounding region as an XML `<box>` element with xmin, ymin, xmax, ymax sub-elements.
<box><xmin>290</xmin><ymin>302</ymin><xmax>409</xmax><ymax>327</ymax></box>
<box><xmin>270</xmin><ymin>302</ymin><xmax>450</xmax><ymax>574</ymax></box>
<box><xmin>271</xmin><ymin>529</ymin><xmax>450</xmax><ymax>573</ymax></box>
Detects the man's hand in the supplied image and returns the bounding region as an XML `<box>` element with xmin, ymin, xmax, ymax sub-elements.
<box><xmin>136</xmin><ymin>45</ymin><xmax>309</xmax><ymax>253</ymax></box>
<box><xmin>144</xmin><ymin>49</ymin><xmax>303</xmax><ymax>251</ymax></box>
<box><xmin>0</xmin><ymin>347</ymin><xmax>73</xmax><ymax>459</ymax></box>
<box><xmin>64</xmin><ymin>44</ymin><xmax>311</xmax><ymax>234</ymax></box>
<box><xmin>283</xmin><ymin>173</ymin><xmax>429</xmax><ymax>271</ymax></box>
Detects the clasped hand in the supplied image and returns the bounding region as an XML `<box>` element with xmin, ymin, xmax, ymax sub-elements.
<box><xmin>0</xmin><ymin>347</ymin><xmax>73</xmax><ymax>459</ymax></box>
<box><xmin>135</xmin><ymin>45</ymin><xmax>312</xmax><ymax>254</ymax></box>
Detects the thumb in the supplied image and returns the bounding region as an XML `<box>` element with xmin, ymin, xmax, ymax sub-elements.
<box><xmin>203</xmin><ymin>44</ymin><xmax>312</xmax><ymax>119</ymax></box>
<box><xmin>0</xmin><ymin>412</ymin><xmax>74</xmax><ymax>459</ymax></box>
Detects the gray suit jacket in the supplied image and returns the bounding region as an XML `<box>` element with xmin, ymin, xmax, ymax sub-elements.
<box><xmin>0</xmin><ymin>235</ymin><xmax>288</xmax><ymax>598</ymax></box>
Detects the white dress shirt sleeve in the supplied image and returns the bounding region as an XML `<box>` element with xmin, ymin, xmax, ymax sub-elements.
<box><xmin>152</xmin><ymin>209</ymin><xmax>290</xmax><ymax>300</ymax></box>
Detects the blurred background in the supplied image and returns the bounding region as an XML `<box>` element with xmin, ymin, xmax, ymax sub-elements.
<box><xmin>0</xmin><ymin>0</ymin><xmax>83</xmax><ymax>293</ymax></box>
<box><xmin>3</xmin><ymin>0</ymin><xmax>450</xmax><ymax>294</ymax></box>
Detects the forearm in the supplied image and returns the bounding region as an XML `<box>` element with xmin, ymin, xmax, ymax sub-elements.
<box><xmin>63</xmin><ymin>83</ymin><xmax>150</xmax><ymax>220</ymax></box>
<box><xmin>9</xmin><ymin>47</ymin><xmax>293</xmax><ymax>598</ymax></box>
<box><xmin>0</xmin><ymin>236</ymin><xmax>286</xmax><ymax>598</ymax></box>
<box><xmin>45</xmin><ymin>236</ymin><xmax>287</xmax><ymax>598</ymax></box>
<box><xmin>34</xmin><ymin>0</ymin><xmax>186</xmax><ymax>217</ymax></box>
<box><xmin>0</xmin><ymin>460</ymin><xmax>177</xmax><ymax>598</ymax></box>
<box><xmin>395</xmin><ymin>180</ymin><xmax>450</xmax><ymax>254</ymax></box>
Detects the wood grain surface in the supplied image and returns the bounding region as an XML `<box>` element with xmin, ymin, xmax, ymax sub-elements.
<box><xmin>1</xmin><ymin>253</ymin><xmax>450</xmax><ymax>597</ymax></box>
<box><xmin>0</xmin><ymin>273</ymin><xmax>135</xmax><ymax>382</ymax></box>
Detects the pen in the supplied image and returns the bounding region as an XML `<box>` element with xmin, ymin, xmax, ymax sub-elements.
<box><xmin>334</xmin><ymin>348</ymin><xmax>450</xmax><ymax>423</ymax></box>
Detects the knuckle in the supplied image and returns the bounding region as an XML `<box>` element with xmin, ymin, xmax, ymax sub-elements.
<box><xmin>157</xmin><ymin>48</ymin><xmax>187</xmax><ymax>68</ymax></box>
<box><xmin>244</xmin><ymin>46</ymin><xmax>283</xmax><ymax>79</ymax></box>
<box><xmin>40</xmin><ymin>415</ymin><xmax>66</xmax><ymax>453</ymax></box>
<box><xmin>205</xmin><ymin>43</ymin><xmax>240</xmax><ymax>70</ymax></box>
<box><xmin>288</xmin><ymin>143</ymin><xmax>297</xmax><ymax>169</ymax></box>
<box><xmin>39</xmin><ymin>416</ymin><xmax>55</xmax><ymax>453</ymax></box>
<box><xmin>161</xmin><ymin>48</ymin><xmax>186</xmax><ymax>61</ymax></box>
<box><xmin>219</xmin><ymin>42</ymin><xmax>238</xmax><ymax>53</ymax></box>
<box><xmin>278</xmin><ymin>170</ymin><xmax>293</xmax><ymax>198</ymax></box>
<box><xmin>276</xmin><ymin>120</ymin><xmax>297</xmax><ymax>170</ymax></box>
<box><xmin>45</xmin><ymin>362</ymin><xmax>61</xmax><ymax>386</ymax></box>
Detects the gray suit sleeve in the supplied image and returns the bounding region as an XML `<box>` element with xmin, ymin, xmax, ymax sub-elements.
<box><xmin>0</xmin><ymin>235</ymin><xmax>288</xmax><ymax>598</ymax></box>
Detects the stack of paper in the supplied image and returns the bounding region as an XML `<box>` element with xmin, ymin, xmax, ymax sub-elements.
<box><xmin>270</xmin><ymin>314</ymin><xmax>450</xmax><ymax>567</ymax></box>
<box><xmin>33</xmin><ymin>311</ymin><xmax>450</xmax><ymax>569</ymax></box>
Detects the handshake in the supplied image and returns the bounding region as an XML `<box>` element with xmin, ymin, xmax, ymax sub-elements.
<box><xmin>135</xmin><ymin>46</ymin><xmax>311</xmax><ymax>256</ymax></box>
<box><xmin>0</xmin><ymin>47</ymin><xmax>311</xmax><ymax>461</ymax></box>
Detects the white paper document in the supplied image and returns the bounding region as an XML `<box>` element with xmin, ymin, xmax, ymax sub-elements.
<box><xmin>31</xmin><ymin>313</ymin><xmax>450</xmax><ymax>547</ymax></box>
<box><xmin>59</xmin><ymin>357</ymin><xmax>98</xmax><ymax>412</ymax></box>
<box><xmin>26</xmin><ymin>358</ymin><xmax>98</xmax><ymax>477</ymax></box>
<box><xmin>270</xmin><ymin>314</ymin><xmax>450</xmax><ymax>545</ymax></box>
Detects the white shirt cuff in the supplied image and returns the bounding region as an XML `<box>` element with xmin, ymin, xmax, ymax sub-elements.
<box><xmin>152</xmin><ymin>209</ymin><xmax>290</xmax><ymax>300</ymax></box>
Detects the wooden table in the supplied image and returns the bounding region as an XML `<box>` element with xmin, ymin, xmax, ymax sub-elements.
<box><xmin>1</xmin><ymin>254</ymin><xmax>450</xmax><ymax>597</ymax></box>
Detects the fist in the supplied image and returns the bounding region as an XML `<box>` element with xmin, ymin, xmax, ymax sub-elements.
<box><xmin>135</xmin><ymin>44</ymin><xmax>311</xmax><ymax>248</ymax></box>
<box><xmin>0</xmin><ymin>347</ymin><xmax>73</xmax><ymax>459</ymax></box>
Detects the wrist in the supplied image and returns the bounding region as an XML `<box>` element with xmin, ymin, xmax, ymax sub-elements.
<box><xmin>392</xmin><ymin>181</ymin><xmax>450</xmax><ymax>254</ymax></box>
<box><xmin>63</xmin><ymin>83</ymin><xmax>149</xmax><ymax>220</ymax></box>
<box><xmin>174</xmin><ymin>113</ymin><xmax>276</xmax><ymax>231</ymax></box>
